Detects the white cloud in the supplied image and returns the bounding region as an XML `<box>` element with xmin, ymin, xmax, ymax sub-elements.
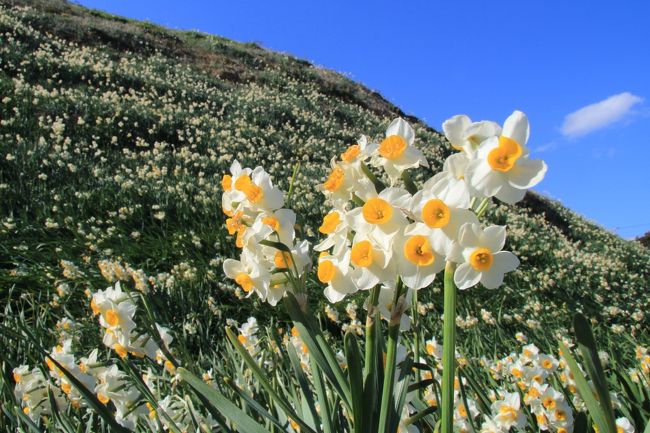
<box><xmin>561</xmin><ymin>92</ymin><xmax>643</xmax><ymax>138</ymax></box>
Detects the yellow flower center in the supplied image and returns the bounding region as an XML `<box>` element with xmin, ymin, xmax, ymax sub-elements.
<box><xmin>351</xmin><ymin>241</ymin><xmax>374</xmax><ymax>267</ymax></box>
<box><xmin>458</xmin><ymin>404</ymin><xmax>468</xmax><ymax>418</ymax></box>
<box><xmin>238</xmin><ymin>334</ymin><xmax>248</xmax><ymax>345</ymax></box>
<box><xmin>499</xmin><ymin>405</ymin><xmax>517</xmax><ymax>421</ymax></box>
<box><xmin>61</xmin><ymin>382</ymin><xmax>72</xmax><ymax>394</ymax></box>
<box><xmin>317</xmin><ymin>260</ymin><xmax>337</xmax><ymax>283</ymax></box>
<box><xmin>362</xmin><ymin>198</ymin><xmax>393</xmax><ymax>224</ymax></box>
<box><xmin>97</xmin><ymin>393</ymin><xmax>110</xmax><ymax>405</ymax></box>
<box><xmin>235</xmin><ymin>226</ymin><xmax>246</xmax><ymax>248</ymax></box>
<box><xmin>404</xmin><ymin>235</ymin><xmax>435</xmax><ymax>266</ymax></box>
<box><xmin>541</xmin><ymin>359</ymin><xmax>553</xmax><ymax>369</ymax></box>
<box><xmin>13</xmin><ymin>372</ymin><xmax>22</xmax><ymax>383</ymax></box>
<box><xmin>274</xmin><ymin>251</ymin><xmax>294</xmax><ymax>269</ymax></box>
<box><xmin>226</xmin><ymin>211</ymin><xmax>244</xmax><ymax>235</ymax></box>
<box><xmin>379</xmin><ymin>135</ymin><xmax>407</xmax><ymax>160</ymax></box>
<box><xmin>469</xmin><ymin>247</ymin><xmax>493</xmax><ymax>271</ymax></box>
<box><xmin>221</xmin><ymin>174</ymin><xmax>232</xmax><ymax>191</ymax></box>
<box><xmin>341</xmin><ymin>144</ymin><xmax>361</xmax><ymax>162</ymax></box>
<box><xmin>114</xmin><ymin>344</ymin><xmax>128</xmax><ymax>358</ymax></box>
<box><xmin>542</xmin><ymin>397</ymin><xmax>556</xmax><ymax>410</ymax></box>
<box><xmin>422</xmin><ymin>199</ymin><xmax>450</xmax><ymax>228</ymax></box>
<box><xmin>555</xmin><ymin>410</ymin><xmax>567</xmax><ymax>421</ymax></box>
<box><xmin>262</xmin><ymin>215</ymin><xmax>281</xmax><ymax>232</ymax></box>
<box><xmin>235</xmin><ymin>273</ymin><xmax>254</xmax><ymax>292</ymax></box>
<box><xmin>105</xmin><ymin>309</ymin><xmax>120</xmax><ymax>327</ymax></box>
<box><xmin>323</xmin><ymin>168</ymin><xmax>345</xmax><ymax>192</ymax></box>
<box><xmin>234</xmin><ymin>175</ymin><xmax>263</xmax><ymax>203</ymax></box>
<box><xmin>487</xmin><ymin>136</ymin><xmax>522</xmax><ymax>172</ymax></box>
<box><xmin>319</xmin><ymin>211</ymin><xmax>341</xmax><ymax>234</ymax></box>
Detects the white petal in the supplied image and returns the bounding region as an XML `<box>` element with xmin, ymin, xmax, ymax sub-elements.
<box><xmin>442</xmin><ymin>115</ymin><xmax>471</xmax><ymax>146</ymax></box>
<box><xmin>454</xmin><ymin>263</ymin><xmax>481</xmax><ymax>290</ymax></box>
<box><xmin>482</xmin><ymin>225</ymin><xmax>506</xmax><ymax>252</ymax></box>
<box><xmin>493</xmin><ymin>251</ymin><xmax>520</xmax><ymax>273</ymax></box>
<box><xmin>458</xmin><ymin>222</ymin><xmax>482</xmax><ymax>248</ymax></box>
<box><xmin>495</xmin><ymin>183</ymin><xmax>526</xmax><ymax>204</ymax></box>
<box><xmin>502</xmin><ymin>110</ymin><xmax>529</xmax><ymax>146</ymax></box>
<box><xmin>222</xmin><ymin>259</ymin><xmax>243</xmax><ymax>278</ymax></box>
<box><xmin>480</xmin><ymin>268</ymin><xmax>505</xmax><ymax>289</ymax></box>
<box><xmin>508</xmin><ymin>158</ymin><xmax>547</xmax><ymax>189</ymax></box>
<box><xmin>386</xmin><ymin>117</ymin><xmax>415</xmax><ymax>145</ymax></box>
<box><xmin>467</xmin><ymin>159</ymin><xmax>501</xmax><ymax>197</ymax></box>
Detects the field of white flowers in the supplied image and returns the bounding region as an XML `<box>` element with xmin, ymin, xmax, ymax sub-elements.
<box><xmin>1</xmin><ymin>1</ymin><xmax>649</xmax><ymax>432</ymax></box>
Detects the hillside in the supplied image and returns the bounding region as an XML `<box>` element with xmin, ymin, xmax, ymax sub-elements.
<box><xmin>1</xmin><ymin>0</ymin><xmax>648</xmax><ymax>368</ymax></box>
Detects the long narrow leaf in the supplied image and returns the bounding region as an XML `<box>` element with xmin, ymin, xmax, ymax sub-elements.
<box><xmin>286</xmin><ymin>344</ymin><xmax>321</xmax><ymax>433</ymax></box>
<box><xmin>178</xmin><ymin>368</ymin><xmax>270</xmax><ymax>433</ymax></box>
<box><xmin>344</xmin><ymin>332</ymin><xmax>363</xmax><ymax>433</ymax></box>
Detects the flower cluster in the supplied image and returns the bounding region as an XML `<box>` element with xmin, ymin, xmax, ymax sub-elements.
<box><xmin>314</xmin><ymin>113</ymin><xmax>546</xmax><ymax>306</ymax></box>
<box><xmin>221</xmin><ymin>161</ymin><xmax>311</xmax><ymax>305</ymax></box>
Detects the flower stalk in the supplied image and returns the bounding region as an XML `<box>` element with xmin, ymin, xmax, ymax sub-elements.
<box><xmin>441</xmin><ymin>261</ymin><xmax>457</xmax><ymax>433</ymax></box>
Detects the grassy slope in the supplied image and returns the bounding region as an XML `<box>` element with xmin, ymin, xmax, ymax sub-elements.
<box><xmin>0</xmin><ymin>0</ymin><xmax>648</xmax><ymax>368</ymax></box>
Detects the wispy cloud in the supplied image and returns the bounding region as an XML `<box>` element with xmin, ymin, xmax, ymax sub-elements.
<box><xmin>561</xmin><ymin>92</ymin><xmax>643</xmax><ymax>138</ymax></box>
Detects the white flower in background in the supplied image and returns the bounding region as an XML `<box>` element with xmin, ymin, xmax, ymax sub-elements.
<box><xmin>223</xmin><ymin>249</ymin><xmax>271</xmax><ymax>301</ymax></box>
<box><xmin>450</xmin><ymin>223</ymin><xmax>519</xmax><ymax>290</ymax></box>
<box><xmin>467</xmin><ymin>110</ymin><xmax>547</xmax><ymax>204</ymax></box>
<box><xmin>491</xmin><ymin>392</ymin><xmax>526</xmax><ymax>431</ymax></box>
<box><xmin>318</xmin><ymin>250</ymin><xmax>358</xmax><ymax>303</ymax></box>
<box><xmin>442</xmin><ymin>114</ymin><xmax>501</xmax><ymax>155</ymax></box>
<box><xmin>319</xmin><ymin>156</ymin><xmax>376</xmax><ymax>208</ymax></box>
<box><xmin>349</xmin><ymin>234</ymin><xmax>396</xmax><ymax>291</ymax></box>
<box><xmin>424</xmin><ymin>152</ymin><xmax>477</xmax><ymax>205</ymax></box>
<box><xmin>339</xmin><ymin>135</ymin><xmax>376</xmax><ymax>166</ymax></box>
<box><xmin>91</xmin><ymin>282</ymin><xmax>138</xmax><ymax>335</ymax></box>
<box><xmin>393</xmin><ymin>223</ymin><xmax>445</xmax><ymax>290</ymax></box>
<box><xmin>314</xmin><ymin>208</ymin><xmax>351</xmax><ymax>256</ymax></box>
<box><xmin>370</xmin><ymin>117</ymin><xmax>429</xmax><ymax>182</ymax></box>
<box><xmin>616</xmin><ymin>417</ymin><xmax>635</xmax><ymax>433</ymax></box>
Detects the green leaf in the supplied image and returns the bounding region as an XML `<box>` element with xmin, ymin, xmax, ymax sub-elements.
<box><xmin>178</xmin><ymin>368</ymin><xmax>271</xmax><ymax>433</ymax></box>
<box><xmin>286</xmin><ymin>343</ymin><xmax>321</xmax><ymax>433</ymax></box>
<box><xmin>284</xmin><ymin>294</ymin><xmax>352</xmax><ymax>412</ymax></box>
<box><xmin>48</xmin><ymin>387</ymin><xmax>77</xmax><ymax>433</ymax></box>
<box><xmin>573</xmin><ymin>412</ymin><xmax>588</xmax><ymax>433</ymax></box>
<box><xmin>573</xmin><ymin>314</ymin><xmax>617</xmax><ymax>432</ymax></box>
<box><xmin>226</xmin><ymin>327</ymin><xmax>317</xmax><ymax>433</ymax></box>
<box><xmin>223</xmin><ymin>377</ymin><xmax>287</xmax><ymax>431</ymax></box>
<box><xmin>344</xmin><ymin>332</ymin><xmax>363</xmax><ymax>433</ymax></box>
<box><xmin>259</xmin><ymin>239</ymin><xmax>292</xmax><ymax>253</ymax></box>
<box><xmin>558</xmin><ymin>341</ymin><xmax>613</xmax><ymax>433</ymax></box>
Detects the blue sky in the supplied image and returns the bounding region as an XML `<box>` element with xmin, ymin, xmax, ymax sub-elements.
<box><xmin>77</xmin><ymin>0</ymin><xmax>650</xmax><ymax>238</ymax></box>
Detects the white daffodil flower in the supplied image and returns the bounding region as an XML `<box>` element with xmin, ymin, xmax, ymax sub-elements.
<box><xmin>339</xmin><ymin>135</ymin><xmax>377</xmax><ymax>166</ymax></box>
<box><xmin>467</xmin><ymin>110</ymin><xmax>547</xmax><ymax>204</ymax></box>
<box><xmin>491</xmin><ymin>392</ymin><xmax>526</xmax><ymax>431</ymax></box>
<box><xmin>318</xmin><ymin>250</ymin><xmax>358</xmax><ymax>303</ymax></box>
<box><xmin>257</xmin><ymin>208</ymin><xmax>296</xmax><ymax>246</ymax></box>
<box><xmin>223</xmin><ymin>249</ymin><xmax>271</xmax><ymax>301</ymax></box>
<box><xmin>221</xmin><ymin>160</ymin><xmax>252</xmax><ymax>216</ymax></box>
<box><xmin>349</xmin><ymin>234</ymin><xmax>396</xmax><ymax>291</ymax></box>
<box><xmin>92</xmin><ymin>282</ymin><xmax>138</xmax><ymax>334</ymax></box>
<box><xmin>394</xmin><ymin>223</ymin><xmax>445</xmax><ymax>290</ymax></box>
<box><xmin>319</xmin><ymin>156</ymin><xmax>376</xmax><ymax>208</ymax></box>
<box><xmin>349</xmin><ymin>186</ymin><xmax>410</xmax><ymax>246</ymax></box>
<box><xmin>314</xmin><ymin>208</ymin><xmax>352</xmax><ymax>257</ymax></box>
<box><xmin>424</xmin><ymin>152</ymin><xmax>478</xmax><ymax>205</ymax></box>
<box><xmin>616</xmin><ymin>418</ymin><xmax>635</xmax><ymax>433</ymax></box>
<box><xmin>370</xmin><ymin>117</ymin><xmax>429</xmax><ymax>183</ymax></box>
<box><xmin>410</xmin><ymin>186</ymin><xmax>478</xmax><ymax>258</ymax></box>
<box><xmin>450</xmin><ymin>223</ymin><xmax>519</xmax><ymax>290</ymax></box>
<box><xmin>442</xmin><ymin>114</ymin><xmax>501</xmax><ymax>156</ymax></box>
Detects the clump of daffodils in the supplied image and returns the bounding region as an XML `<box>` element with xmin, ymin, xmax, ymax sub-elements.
<box><xmin>222</xmin><ymin>111</ymin><xmax>546</xmax><ymax>310</ymax></box>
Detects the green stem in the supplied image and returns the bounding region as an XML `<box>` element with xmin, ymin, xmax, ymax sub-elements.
<box><xmin>364</xmin><ymin>285</ymin><xmax>381</xmax><ymax>379</ymax></box>
<box><xmin>400</xmin><ymin>170</ymin><xmax>418</xmax><ymax>195</ymax></box>
<box><xmin>361</xmin><ymin>162</ymin><xmax>386</xmax><ymax>192</ymax></box>
<box><xmin>377</xmin><ymin>280</ymin><xmax>405</xmax><ymax>433</ymax></box>
<box><xmin>475</xmin><ymin>197</ymin><xmax>490</xmax><ymax>219</ymax></box>
<box><xmin>412</xmin><ymin>289</ymin><xmax>421</xmax><ymax>394</ymax></box>
<box><xmin>441</xmin><ymin>261</ymin><xmax>457</xmax><ymax>433</ymax></box>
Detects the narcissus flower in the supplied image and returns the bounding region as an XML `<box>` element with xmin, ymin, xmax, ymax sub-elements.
<box><xmin>349</xmin><ymin>187</ymin><xmax>410</xmax><ymax>245</ymax></box>
<box><xmin>491</xmin><ymin>392</ymin><xmax>526</xmax><ymax>430</ymax></box>
<box><xmin>370</xmin><ymin>117</ymin><xmax>428</xmax><ymax>182</ymax></box>
<box><xmin>314</xmin><ymin>209</ymin><xmax>351</xmax><ymax>257</ymax></box>
<box><xmin>223</xmin><ymin>249</ymin><xmax>271</xmax><ymax>301</ymax></box>
<box><xmin>467</xmin><ymin>111</ymin><xmax>547</xmax><ymax>204</ymax></box>
<box><xmin>450</xmin><ymin>223</ymin><xmax>519</xmax><ymax>290</ymax></box>
<box><xmin>393</xmin><ymin>223</ymin><xmax>445</xmax><ymax>290</ymax></box>
<box><xmin>349</xmin><ymin>235</ymin><xmax>395</xmax><ymax>291</ymax></box>
<box><xmin>317</xmin><ymin>250</ymin><xmax>358</xmax><ymax>303</ymax></box>
<box><xmin>442</xmin><ymin>114</ymin><xmax>501</xmax><ymax>155</ymax></box>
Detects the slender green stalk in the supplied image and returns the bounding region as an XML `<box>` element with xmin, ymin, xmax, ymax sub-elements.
<box><xmin>412</xmin><ymin>289</ymin><xmax>421</xmax><ymax>393</ymax></box>
<box><xmin>364</xmin><ymin>285</ymin><xmax>381</xmax><ymax>379</ymax></box>
<box><xmin>475</xmin><ymin>198</ymin><xmax>490</xmax><ymax>219</ymax></box>
<box><xmin>377</xmin><ymin>281</ymin><xmax>405</xmax><ymax>433</ymax></box>
<box><xmin>441</xmin><ymin>261</ymin><xmax>457</xmax><ymax>433</ymax></box>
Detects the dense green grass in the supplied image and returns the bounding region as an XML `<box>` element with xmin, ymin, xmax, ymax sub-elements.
<box><xmin>0</xmin><ymin>1</ymin><xmax>649</xmax><ymax>432</ymax></box>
